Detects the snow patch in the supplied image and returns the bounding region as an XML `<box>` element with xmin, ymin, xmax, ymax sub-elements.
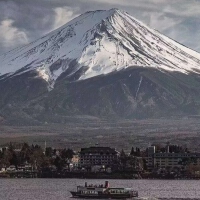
<box><xmin>1</xmin><ymin>8</ymin><xmax>200</xmax><ymax>88</ymax></box>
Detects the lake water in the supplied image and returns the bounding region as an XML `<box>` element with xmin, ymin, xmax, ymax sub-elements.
<box><xmin>0</xmin><ymin>179</ymin><xmax>199</xmax><ymax>200</ymax></box>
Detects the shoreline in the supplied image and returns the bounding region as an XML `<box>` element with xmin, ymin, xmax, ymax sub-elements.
<box><xmin>1</xmin><ymin>172</ymin><xmax>200</xmax><ymax>180</ymax></box>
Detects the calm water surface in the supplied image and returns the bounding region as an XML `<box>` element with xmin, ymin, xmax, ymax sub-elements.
<box><xmin>0</xmin><ymin>179</ymin><xmax>199</xmax><ymax>200</ymax></box>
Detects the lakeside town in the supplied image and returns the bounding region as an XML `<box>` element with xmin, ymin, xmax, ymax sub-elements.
<box><xmin>0</xmin><ymin>142</ymin><xmax>200</xmax><ymax>179</ymax></box>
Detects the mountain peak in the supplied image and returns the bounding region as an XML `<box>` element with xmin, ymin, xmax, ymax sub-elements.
<box><xmin>1</xmin><ymin>9</ymin><xmax>200</xmax><ymax>89</ymax></box>
<box><xmin>108</xmin><ymin>8</ymin><xmax>121</xmax><ymax>13</ymax></box>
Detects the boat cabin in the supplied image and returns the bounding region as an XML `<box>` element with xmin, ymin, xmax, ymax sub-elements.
<box><xmin>71</xmin><ymin>181</ymin><xmax>138</xmax><ymax>198</ymax></box>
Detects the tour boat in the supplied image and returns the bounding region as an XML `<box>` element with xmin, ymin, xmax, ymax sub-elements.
<box><xmin>70</xmin><ymin>181</ymin><xmax>138</xmax><ymax>199</ymax></box>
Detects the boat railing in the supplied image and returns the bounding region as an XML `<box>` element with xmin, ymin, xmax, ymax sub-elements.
<box><xmin>87</xmin><ymin>184</ymin><xmax>105</xmax><ymax>188</ymax></box>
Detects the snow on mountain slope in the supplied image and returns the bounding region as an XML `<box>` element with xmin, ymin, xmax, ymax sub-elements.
<box><xmin>1</xmin><ymin>8</ymin><xmax>200</xmax><ymax>89</ymax></box>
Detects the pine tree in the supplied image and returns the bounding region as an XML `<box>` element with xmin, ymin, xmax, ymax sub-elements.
<box><xmin>130</xmin><ymin>147</ymin><xmax>135</xmax><ymax>156</ymax></box>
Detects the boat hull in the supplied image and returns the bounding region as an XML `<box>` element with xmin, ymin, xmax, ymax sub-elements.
<box><xmin>70</xmin><ymin>191</ymin><xmax>138</xmax><ymax>199</ymax></box>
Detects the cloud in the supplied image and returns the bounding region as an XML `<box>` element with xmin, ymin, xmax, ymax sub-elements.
<box><xmin>0</xmin><ymin>0</ymin><xmax>199</xmax><ymax>54</ymax></box>
<box><xmin>53</xmin><ymin>6</ymin><xmax>79</xmax><ymax>30</ymax></box>
<box><xmin>140</xmin><ymin>13</ymin><xmax>172</xmax><ymax>29</ymax></box>
<box><xmin>0</xmin><ymin>19</ymin><xmax>28</xmax><ymax>49</ymax></box>
<box><xmin>162</xmin><ymin>1</ymin><xmax>200</xmax><ymax>17</ymax></box>
<box><xmin>0</xmin><ymin>1</ymin><xmax>81</xmax><ymax>54</ymax></box>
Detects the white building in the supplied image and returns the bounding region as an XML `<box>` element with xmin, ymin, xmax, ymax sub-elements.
<box><xmin>153</xmin><ymin>152</ymin><xmax>200</xmax><ymax>168</ymax></box>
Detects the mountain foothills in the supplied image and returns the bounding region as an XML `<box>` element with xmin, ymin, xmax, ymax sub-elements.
<box><xmin>1</xmin><ymin>8</ymin><xmax>200</xmax><ymax>125</ymax></box>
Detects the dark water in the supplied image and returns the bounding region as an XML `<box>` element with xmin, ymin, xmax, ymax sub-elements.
<box><xmin>0</xmin><ymin>179</ymin><xmax>199</xmax><ymax>200</ymax></box>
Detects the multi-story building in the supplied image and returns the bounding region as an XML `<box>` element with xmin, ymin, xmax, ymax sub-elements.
<box><xmin>153</xmin><ymin>152</ymin><xmax>200</xmax><ymax>168</ymax></box>
<box><xmin>147</xmin><ymin>145</ymin><xmax>200</xmax><ymax>169</ymax></box>
<box><xmin>146</xmin><ymin>146</ymin><xmax>156</xmax><ymax>170</ymax></box>
<box><xmin>79</xmin><ymin>147</ymin><xmax>119</xmax><ymax>168</ymax></box>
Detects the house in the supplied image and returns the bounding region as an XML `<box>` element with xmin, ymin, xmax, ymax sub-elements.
<box><xmin>0</xmin><ymin>146</ymin><xmax>8</xmax><ymax>153</ymax></box>
<box><xmin>0</xmin><ymin>167</ymin><xmax>6</xmax><ymax>173</ymax></box>
<box><xmin>6</xmin><ymin>165</ymin><xmax>16</xmax><ymax>172</ymax></box>
<box><xmin>71</xmin><ymin>154</ymin><xmax>79</xmax><ymax>168</ymax></box>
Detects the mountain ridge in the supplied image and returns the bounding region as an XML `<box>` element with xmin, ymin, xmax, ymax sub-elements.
<box><xmin>1</xmin><ymin>8</ymin><xmax>200</xmax><ymax>124</ymax></box>
<box><xmin>1</xmin><ymin>8</ymin><xmax>200</xmax><ymax>89</ymax></box>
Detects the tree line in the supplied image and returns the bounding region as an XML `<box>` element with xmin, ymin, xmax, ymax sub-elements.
<box><xmin>0</xmin><ymin>142</ymin><xmax>74</xmax><ymax>170</ymax></box>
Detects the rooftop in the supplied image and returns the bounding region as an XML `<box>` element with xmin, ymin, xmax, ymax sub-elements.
<box><xmin>80</xmin><ymin>147</ymin><xmax>118</xmax><ymax>154</ymax></box>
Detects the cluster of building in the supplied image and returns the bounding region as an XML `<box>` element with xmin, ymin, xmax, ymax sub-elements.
<box><xmin>1</xmin><ymin>143</ymin><xmax>200</xmax><ymax>178</ymax></box>
<box><xmin>146</xmin><ymin>145</ymin><xmax>200</xmax><ymax>170</ymax></box>
<box><xmin>72</xmin><ymin>145</ymin><xmax>200</xmax><ymax>176</ymax></box>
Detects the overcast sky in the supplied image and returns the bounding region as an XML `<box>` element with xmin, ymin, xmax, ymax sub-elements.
<box><xmin>0</xmin><ymin>0</ymin><xmax>200</xmax><ymax>55</ymax></box>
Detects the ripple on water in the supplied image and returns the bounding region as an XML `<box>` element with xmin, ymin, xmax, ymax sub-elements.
<box><xmin>0</xmin><ymin>179</ymin><xmax>200</xmax><ymax>200</ymax></box>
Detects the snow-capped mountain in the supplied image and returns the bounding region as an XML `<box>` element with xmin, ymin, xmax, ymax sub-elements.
<box><xmin>1</xmin><ymin>8</ymin><xmax>200</xmax><ymax>90</ymax></box>
<box><xmin>1</xmin><ymin>8</ymin><xmax>200</xmax><ymax>124</ymax></box>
